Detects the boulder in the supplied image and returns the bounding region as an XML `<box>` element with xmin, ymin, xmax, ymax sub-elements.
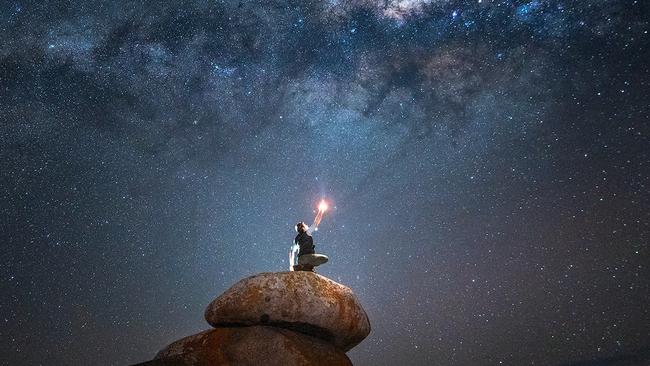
<box><xmin>152</xmin><ymin>326</ymin><xmax>352</xmax><ymax>366</ymax></box>
<box><xmin>204</xmin><ymin>272</ymin><xmax>370</xmax><ymax>351</ymax></box>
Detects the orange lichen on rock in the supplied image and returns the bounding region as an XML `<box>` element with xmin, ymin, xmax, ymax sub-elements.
<box><xmin>204</xmin><ymin>272</ymin><xmax>371</xmax><ymax>351</ymax></box>
<box><xmin>154</xmin><ymin>326</ymin><xmax>352</xmax><ymax>366</ymax></box>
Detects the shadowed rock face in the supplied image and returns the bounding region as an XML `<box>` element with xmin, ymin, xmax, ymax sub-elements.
<box><xmin>204</xmin><ymin>272</ymin><xmax>371</xmax><ymax>351</ymax></box>
<box><xmin>153</xmin><ymin>326</ymin><xmax>352</xmax><ymax>366</ymax></box>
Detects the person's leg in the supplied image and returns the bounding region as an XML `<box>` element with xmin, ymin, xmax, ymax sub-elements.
<box><xmin>297</xmin><ymin>255</ymin><xmax>314</xmax><ymax>271</ymax></box>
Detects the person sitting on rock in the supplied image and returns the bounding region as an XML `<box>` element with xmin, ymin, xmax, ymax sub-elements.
<box><xmin>290</xmin><ymin>222</ymin><xmax>328</xmax><ymax>271</ymax></box>
<box><xmin>290</xmin><ymin>222</ymin><xmax>315</xmax><ymax>271</ymax></box>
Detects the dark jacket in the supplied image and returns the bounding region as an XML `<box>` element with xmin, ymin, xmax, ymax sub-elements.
<box><xmin>294</xmin><ymin>232</ymin><xmax>315</xmax><ymax>256</ymax></box>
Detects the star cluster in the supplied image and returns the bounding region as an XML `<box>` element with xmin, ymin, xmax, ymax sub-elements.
<box><xmin>1</xmin><ymin>1</ymin><xmax>649</xmax><ymax>365</ymax></box>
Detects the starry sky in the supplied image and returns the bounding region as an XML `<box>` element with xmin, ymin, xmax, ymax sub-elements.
<box><xmin>1</xmin><ymin>1</ymin><xmax>649</xmax><ymax>365</ymax></box>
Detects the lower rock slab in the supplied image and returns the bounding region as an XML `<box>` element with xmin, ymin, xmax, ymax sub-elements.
<box><xmin>132</xmin><ymin>325</ymin><xmax>352</xmax><ymax>366</ymax></box>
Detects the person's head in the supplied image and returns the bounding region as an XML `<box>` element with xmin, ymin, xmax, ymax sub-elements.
<box><xmin>295</xmin><ymin>222</ymin><xmax>308</xmax><ymax>233</ymax></box>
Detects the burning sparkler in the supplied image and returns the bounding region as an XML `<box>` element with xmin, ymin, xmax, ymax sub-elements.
<box><xmin>310</xmin><ymin>199</ymin><xmax>329</xmax><ymax>232</ymax></box>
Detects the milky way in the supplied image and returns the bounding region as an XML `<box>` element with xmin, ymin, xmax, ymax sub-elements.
<box><xmin>1</xmin><ymin>1</ymin><xmax>649</xmax><ymax>365</ymax></box>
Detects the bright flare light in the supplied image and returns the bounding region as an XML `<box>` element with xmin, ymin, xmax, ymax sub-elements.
<box><xmin>311</xmin><ymin>199</ymin><xmax>329</xmax><ymax>230</ymax></box>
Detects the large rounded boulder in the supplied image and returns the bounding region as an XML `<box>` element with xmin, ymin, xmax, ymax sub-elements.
<box><xmin>204</xmin><ymin>272</ymin><xmax>370</xmax><ymax>351</ymax></box>
<box><xmin>154</xmin><ymin>326</ymin><xmax>352</xmax><ymax>366</ymax></box>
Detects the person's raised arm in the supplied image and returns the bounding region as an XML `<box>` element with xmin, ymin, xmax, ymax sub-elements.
<box><xmin>289</xmin><ymin>242</ymin><xmax>299</xmax><ymax>271</ymax></box>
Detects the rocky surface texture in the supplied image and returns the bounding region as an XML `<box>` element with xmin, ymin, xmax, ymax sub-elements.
<box><xmin>205</xmin><ymin>271</ymin><xmax>370</xmax><ymax>351</ymax></box>
<box><xmin>133</xmin><ymin>271</ymin><xmax>370</xmax><ymax>366</ymax></box>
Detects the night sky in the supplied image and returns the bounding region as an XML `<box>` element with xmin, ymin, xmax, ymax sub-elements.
<box><xmin>1</xmin><ymin>1</ymin><xmax>649</xmax><ymax>365</ymax></box>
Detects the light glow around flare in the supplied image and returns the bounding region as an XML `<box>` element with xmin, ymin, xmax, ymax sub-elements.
<box><xmin>311</xmin><ymin>199</ymin><xmax>329</xmax><ymax>231</ymax></box>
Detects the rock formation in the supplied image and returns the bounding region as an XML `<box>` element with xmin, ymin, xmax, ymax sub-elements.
<box><xmin>133</xmin><ymin>271</ymin><xmax>370</xmax><ymax>366</ymax></box>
